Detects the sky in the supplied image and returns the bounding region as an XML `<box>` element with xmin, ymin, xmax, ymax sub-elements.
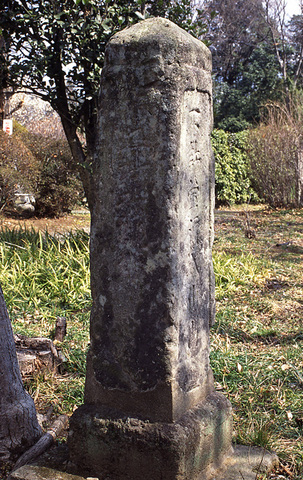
<box><xmin>285</xmin><ymin>0</ymin><xmax>301</xmax><ymax>16</ymax></box>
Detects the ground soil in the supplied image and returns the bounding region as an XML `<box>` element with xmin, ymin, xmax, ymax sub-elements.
<box><xmin>0</xmin><ymin>210</ymin><xmax>91</xmax><ymax>235</ymax></box>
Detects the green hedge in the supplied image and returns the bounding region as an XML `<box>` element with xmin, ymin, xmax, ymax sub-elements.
<box><xmin>212</xmin><ymin>129</ymin><xmax>258</xmax><ymax>205</ymax></box>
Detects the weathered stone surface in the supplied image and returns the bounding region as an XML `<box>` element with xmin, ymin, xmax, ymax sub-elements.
<box><xmin>69</xmin><ymin>17</ymin><xmax>232</xmax><ymax>480</ymax></box>
<box><xmin>69</xmin><ymin>393</ymin><xmax>232</xmax><ymax>480</ymax></box>
<box><xmin>213</xmin><ymin>445</ymin><xmax>279</xmax><ymax>480</ymax></box>
<box><xmin>10</xmin><ymin>465</ymin><xmax>88</xmax><ymax>480</ymax></box>
<box><xmin>86</xmin><ymin>16</ymin><xmax>216</xmax><ymax>423</ymax></box>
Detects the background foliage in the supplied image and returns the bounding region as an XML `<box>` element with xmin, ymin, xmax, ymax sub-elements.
<box><xmin>0</xmin><ymin>128</ymin><xmax>38</xmax><ymax>209</ymax></box>
<box><xmin>247</xmin><ymin>93</ymin><xmax>303</xmax><ymax>208</ymax></box>
<box><xmin>0</xmin><ymin>0</ymin><xmax>207</xmax><ymax>209</ymax></box>
<box><xmin>212</xmin><ymin>129</ymin><xmax>258</xmax><ymax>205</ymax></box>
<box><xmin>1</xmin><ymin>0</ymin><xmax>303</xmax><ymax>209</ymax></box>
<box><xmin>0</xmin><ymin>122</ymin><xmax>83</xmax><ymax>216</ymax></box>
<box><xmin>248</xmin><ymin>124</ymin><xmax>299</xmax><ymax>208</ymax></box>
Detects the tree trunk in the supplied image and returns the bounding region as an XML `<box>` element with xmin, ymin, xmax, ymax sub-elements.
<box><xmin>50</xmin><ymin>43</ymin><xmax>95</xmax><ymax>212</ymax></box>
<box><xmin>59</xmin><ymin>114</ymin><xmax>95</xmax><ymax>212</ymax></box>
<box><xmin>296</xmin><ymin>138</ymin><xmax>303</xmax><ymax>207</ymax></box>
<box><xmin>0</xmin><ymin>88</ymin><xmax>4</xmax><ymax>129</ymax></box>
<box><xmin>11</xmin><ymin>415</ymin><xmax>68</xmax><ymax>474</ymax></box>
<box><xmin>0</xmin><ymin>285</ymin><xmax>42</xmax><ymax>463</ymax></box>
<box><xmin>0</xmin><ymin>35</ymin><xmax>5</xmax><ymax>129</ymax></box>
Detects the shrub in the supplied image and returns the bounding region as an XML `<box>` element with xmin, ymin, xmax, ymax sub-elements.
<box><xmin>0</xmin><ymin>128</ymin><xmax>39</xmax><ymax>209</ymax></box>
<box><xmin>22</xmin><ymin>133</ymin><xmax>83</xmax><ymax>217</ymax></box>
<box><xmin>212</xmin><ymin>129</ymin><xmax>258</xmax><ymax>205</ymax></box>
<box><xmin>247</xmin><ymin>125</ymin><xmax>299</xmax><ymax>207</ymax></box>
<box><xmin>0</xmin><ymin>122</ymin><xmax>83</xmax><ymax>217</ymax></box>
<box><xmin>247</xmin><ymin>98</ymin><xmax>303</xmax><ymax>208</ymax></box>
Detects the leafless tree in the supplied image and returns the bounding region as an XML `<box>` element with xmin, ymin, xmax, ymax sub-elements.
<box><xmin>203</xmin><ymin>0</ymin><xmax>268</xmax><ymax>83</ymax></box>
<box><xmin>264</xmin><ymin>0</ymin><xmax>303</xmax><ymax>100</ymax></box>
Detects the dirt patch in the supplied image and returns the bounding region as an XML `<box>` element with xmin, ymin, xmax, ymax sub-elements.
<box><xmin>0</xmin><ymin>210</ymin><xmax>90</xmax><ymax>235</ymax></box>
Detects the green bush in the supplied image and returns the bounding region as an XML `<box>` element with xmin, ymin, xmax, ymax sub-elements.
<box><xmin>212</xmin><ymin>129</ymin><xmax>258</xmax><ymax>205</ymax></box>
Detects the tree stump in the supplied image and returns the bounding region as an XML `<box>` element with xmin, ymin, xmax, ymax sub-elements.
<box><xmin>14</xmin><ymin>335</ymin><xmax>65</xmax><ymax>376</ymax></box>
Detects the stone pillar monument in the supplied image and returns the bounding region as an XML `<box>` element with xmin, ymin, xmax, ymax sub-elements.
<box><xmin>69</xmin><ymin>17</ymin><xmax>232</xmax><ymax>480</ymax></box>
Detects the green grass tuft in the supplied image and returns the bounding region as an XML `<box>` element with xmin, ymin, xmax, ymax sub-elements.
<box><xmin>0</xmin><ymin>226</ymin><xmax>91</xmax><ymax>415</ymax></box>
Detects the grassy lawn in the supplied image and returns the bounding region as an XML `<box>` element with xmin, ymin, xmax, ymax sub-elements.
<box><xmin>0</xmin><ymin>206</ymin><xmax>302</xmax><ymax>478</ymax></box>
<box><xmin>0</xmin><ymin>225</ymin><xmax>91</xmax><ymax>416</ymax></box>
<box><xmin>212</xmin><ymin>205</ymin><xmax>303</xmax><ymax>478</ymax></box>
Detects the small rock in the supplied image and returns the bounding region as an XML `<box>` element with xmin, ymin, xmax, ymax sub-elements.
<box><xmin>10</xmin><ymin>465</ymin><xmax>87</xmax><ymax>480</ymax></box>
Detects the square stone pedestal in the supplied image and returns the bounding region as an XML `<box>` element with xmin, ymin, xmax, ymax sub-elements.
<box><xmin>69</xmin><ymin>392</ymin><xmax>232</xmax><ymax>480</ymax></box>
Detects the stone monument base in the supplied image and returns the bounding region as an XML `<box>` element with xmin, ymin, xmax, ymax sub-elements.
<box><xmin>68</xmin><ymin>392</ymin><xmax>232</xmax><ymax>480</ymax></box>
<box><xmin>10</xmin><ymin>445</ymin><xmax>279</xmax><ymax>480</ymax></box>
